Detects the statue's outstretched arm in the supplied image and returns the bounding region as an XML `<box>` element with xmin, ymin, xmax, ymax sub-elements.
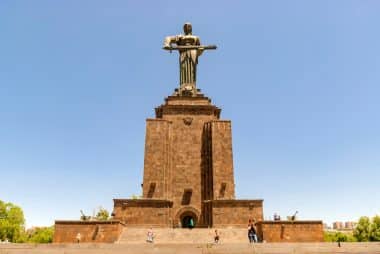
<box><xmin>163</xmin><ymin>35</ymin><xmax>179</xmax><ymax>49</ymax></box>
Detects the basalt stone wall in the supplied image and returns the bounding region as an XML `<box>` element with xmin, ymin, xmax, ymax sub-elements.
<box><xmin>211</xmin><ymin>200</ymin><xmax>264</xmax><ymax>227</ymax></box>
<box><xmin>210</xmin><ymin>120</ymin><xmax>235</xmax><ymax>200</ymax></box>
<box><xmin>258</xmin><ymin>221</ymin><xmax>324</xmax><ymax>242</ymax></box>
<box><xmin>147</xmin><ymin>96</ymin><xmax>222</xmax><ymax>227</ymax></box>
<box><xmin>112</xmin><ymin>199</ymin><xmax>172</xmax><ymax>227</ymax></box>
<box><xmin>54</xmin><ymin>220</ymin><xmax>124</xmax><ymax>243</ymax></box>
<box><xmin>142</xmin><ymin>119</ymin><xmax>171</xmax><ymax>199</ymax></box>
<box><xmin>164</xmin><ymin>113</ymin><xmax>215</xmax><ymax>221</ymax></box>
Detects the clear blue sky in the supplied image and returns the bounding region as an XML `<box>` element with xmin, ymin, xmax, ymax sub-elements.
<box><xmin>1</xmin><ymin>1</ymin><xmax>379</xmax><ymax>228</ymax></box>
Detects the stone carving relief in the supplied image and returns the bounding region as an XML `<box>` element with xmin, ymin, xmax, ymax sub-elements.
<box><xmin>183</xmin><ymin>117</ymin><xmax>193</xmax><ymax>125</ymax></box>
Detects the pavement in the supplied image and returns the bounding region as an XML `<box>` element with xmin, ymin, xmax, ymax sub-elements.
<box><xmin>1</xmin><ymin>242</ymin><xmax>380</xmax><ymax>254</ymax></box>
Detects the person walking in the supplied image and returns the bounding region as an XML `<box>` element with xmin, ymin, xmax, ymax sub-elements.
<box><xmin>146</xmin><ymin>228</ymin><xmax>154</xmax><ymax>243</ymax></box>
<box><xmin>214</xmin><ymin>229</ymin><xmax>220</xmax><ymax>244</ymax></box>
<box><xmin>76</xmin><ymin>232</ymin><xmax>81</xmax><ymax>244</ymax></box>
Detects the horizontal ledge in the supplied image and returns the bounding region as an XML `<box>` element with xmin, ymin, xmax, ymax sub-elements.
<box><xmin>146</xmin><ymin>118</ymin><xmax>170</xmax><ymax>122</ymax></box>
<box><xmin>259</xmin><ymin>220</ymin><xmax>323</xmax><ymax>225</ymax></box>
<box><xmin>113</xmin><ymin>199</ymin><xmax>173</xmax><ymax>207</ymax></box>
<box><xmin>113</xmin><ymin>198</ymin><xmax>172</xmax><ymax>203</ymax></box>
<box><xmin>166</xmin><ymin>95</ymin><xmax>211</xmax><ymax>101</ymax></box>
<box><xmin>55</xmin><ymin>220</ymin><xmax>125</xmax><ymax>225</ymax></box>
<box><xmin>206</xmin><ymin>199</ymin><xmax>264</xmax><ymax>207</ymax></box>
<box><xmin>206</xmin><ymin>199</ymin><xmax>263</xmax><ymax>203</ymax></box>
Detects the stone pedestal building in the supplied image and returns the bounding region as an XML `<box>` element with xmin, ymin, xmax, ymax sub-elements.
<box><xmin>112</xmin><ymin>93</ymin><xmax>263</xmax><ymax>228</ymax></box>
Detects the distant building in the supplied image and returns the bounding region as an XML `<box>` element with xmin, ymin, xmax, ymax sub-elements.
<box><xmin>333</xmin><ymin>221</ymin><xmax>344</xmax><ymax>230</ymax></box>
<box><xmin>345</xmin><ymin>221</ymin><xmax>357</xmax><ymax>230</ymax></box>
<box><xmin>332</xmin><ymin>221</ymin><xmax>357</xmax><ymax>231</ymax></box>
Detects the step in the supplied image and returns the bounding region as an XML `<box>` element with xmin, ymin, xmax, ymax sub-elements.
<box><xmin>117</xmin><ymin>228</ymin><xmax>248</xmax><ymax>244</ymax></box>
<box><xmin>2</xmin><ymin>242</ymin><xmax>380</xmax><ymax>254</ymax></box>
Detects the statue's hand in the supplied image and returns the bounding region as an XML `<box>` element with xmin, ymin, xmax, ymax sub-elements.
<box><xmin>197</xmin><ymin>47</ymin><xmax>205</xmax><ymax>56</ymax></box>
<box><xmin>163</xmin><ymin>45</ymin><xmax>172</xmax><ymax>51</ymax></box>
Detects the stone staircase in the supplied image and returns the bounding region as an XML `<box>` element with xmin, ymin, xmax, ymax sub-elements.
<box><xmin>117</xmin><ymin>227</ymin><xmax>248</xmax><ymax>244</ymax></box>
<box><xmin>2</xmin><ymin>242</ymin><xmax>380</xmax><ymax>254</ymax></box>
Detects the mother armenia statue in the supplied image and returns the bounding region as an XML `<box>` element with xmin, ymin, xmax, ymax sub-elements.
<box><xmin>163</xmin><ymin>23</ymin><xmax>216</xmax><ymax>96</ymax></box>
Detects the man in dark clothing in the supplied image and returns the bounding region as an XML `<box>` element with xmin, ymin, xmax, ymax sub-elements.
<box><xmin>248</xmin><ymin>219</ymin><xmax>258</xmax><ymax>243</ymax></box>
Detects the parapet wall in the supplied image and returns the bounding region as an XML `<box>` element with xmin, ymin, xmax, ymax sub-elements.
<box><xmin>112</xmin><ymin>199</ymin><xmax>173</xmax><ymax>227</ymax></box>
<box><xmin>211</xmin><ymin>200</ymin><xmax>264</xmax><ymax>227</ymax></box>
<box><xmin>54</xmin><ymin>220</ymin><xmax>125</xmax><ymax>243</ymax></box>
<box><xmin>258</xmin><ymin>220</ymin><xmax>324</xmax><ymax>242</ymax></box>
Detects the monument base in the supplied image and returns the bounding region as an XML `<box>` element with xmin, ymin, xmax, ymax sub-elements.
<box><xmin>53</xmin><ymin>220</ymin><xmax>125</xmax><ymax>243</ymax></box>
<box><xmin>258</xmin><ymin>220</ymin><xmax>324</xmax><ymax>242</ymax></box>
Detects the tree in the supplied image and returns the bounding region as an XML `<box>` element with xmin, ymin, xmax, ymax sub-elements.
<box><xmin>324</xmin><ymin>231</ymin><xmax>356</xmax><ymax>242</ymax></box>
<box><xmin>95</xmin><ymin>207</ymin><xmax>110</xmax><ymax>221</ymax></box>
<box><xmin>130</xmin><ymin>194</ymin><xmax>141</xmax><ymax>200</ymax></box>
<box><xmin>370</xmin><ymin>215</ymin><xmax>380</xmax><ymax>241</ymax></box>
<box><xmin>27</xmin><ymin>226</ymin><xmax>54</xmax><ymax>243</ymax></box>
<box><xmin>354</xmin><ymin>216</ymin><xmax>371</xmax><ymax>242</ymax></box>
<box><xmin>0</xmin><ymin>200</ymin><xmax>25</xmax><ymax>242</ymax></box>
<box><xmin>324</xmin><ymin>231</ymin><xmax>337</xmax><ymax>242</ymax></box>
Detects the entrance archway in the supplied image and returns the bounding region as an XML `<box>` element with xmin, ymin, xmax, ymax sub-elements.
<box><xmin>174</xmin><ymin>207</ymin><xmax>200</xmax><ymax>228</ymax></box>
<box><xmin>181</xmin><ymin>214</ymin><xmax>196</xmax><ymax>228</ymax></box>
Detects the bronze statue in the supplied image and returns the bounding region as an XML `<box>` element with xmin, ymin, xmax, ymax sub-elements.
<box><xmin>163</xmin><ymin>23</ymin><xmax>216</xmax><ymax>96</ymax></box>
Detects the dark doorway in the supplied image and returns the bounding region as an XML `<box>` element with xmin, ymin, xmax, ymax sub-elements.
<box><xmin>182</xmin><ymin>215</ymin><xmax>195</xmax><ymax>228</ymax></box>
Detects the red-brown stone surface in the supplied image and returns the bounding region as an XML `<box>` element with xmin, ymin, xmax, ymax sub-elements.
<box><xmin>54</xmin><ymin>92</ymin><xmax>323</xmax><ymax>243</ymax></box>
<box><xmin>54</xmin><ymin>221</ymin><xmax>124</xmax><ymax>243</ymax></box>
<box><xmin>112</xmin><ymin>94</ymin><xmax>262</xmax><ymax>228</ymax></box>
<box><xmin>211</xmin><ymin>200</ymin><xmax>263</xmax><ymax>227</ymax></box>
<box><xmin>258</xmin><ymin>221</ymin><xmax>324</xmax><ymax>242</ymax></box>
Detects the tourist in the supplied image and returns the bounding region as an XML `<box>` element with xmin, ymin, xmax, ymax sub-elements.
<box><xmin>146</xmin><ymin>228</ymin><xmax>154</xmax><ymax>243</ymax></box>
<box><xmin>189</xmin><ymin>217</ymin><xmax>194</xmax><ymax>229</ymax></box>
<box><xmin>214</xmin><ymin>229</ymin><xmax>220</xmax><ymax>244</ymax></box>
<box><xmin>248</xmin><ymin>219</ymin><xmax>257</xmax><ymax>243</ymax></box>
<box><xmin>76</xmin><ymin>232</ymin><xmax>81</xmax><ymax>243</ymax></box>
<box><xmin>274</xmin><ymin>213</ymin><xmax>281</xmax><ymax>221</ymax></box>
<box><xmin>253</xmin><ymin>219</ymin><xmax>258</xmax><ymax>242</ymax></box>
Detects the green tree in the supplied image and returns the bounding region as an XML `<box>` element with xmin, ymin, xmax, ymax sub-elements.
<box><xmin>354</xmin><ymin>216</ymin><xmax>371</xmax><ymax>242</ymax></box>
<box><xmin>370</xmin><ymin>215</ymin><xmax>380</xmax><ymax>241</ymax></box>
<box><xmin>95</xmin><ymin>207</ymin><xmax>110</xmax><ymax>221</ymax></box>
<box><xmin>336</xmin><ymin>231</ymin><xmax>348</xmax><ymax>242</ymax></box>
<box><xmin>324</xmin><ymin>231</ymin><xmax>337</xmax><ymax>242</ymax></box>
<box><xmin>27</xmin><ymin>226</ymin><xmax>54</xmax><ymax>243</ymax></box>
<box><xmin>324</xmin><ymin>231</ymin><xmax>356</xmax><ymax>242</ymax></box>
<box><xmin>0</xmin><ymin>200</ymin><xmax>25</xmax><ymax>242</ymax></box>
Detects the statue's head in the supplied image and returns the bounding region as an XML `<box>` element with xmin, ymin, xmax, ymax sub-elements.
<box><xmin>183</xmin><ymin>22</ymin><xmax>192</xmax><ymax>35</ymax></box>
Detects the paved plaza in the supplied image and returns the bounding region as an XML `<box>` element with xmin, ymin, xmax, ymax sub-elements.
<box><xmin>1</xmin><ymin>242</ymin><xmax>380</xmax><ymax>254</ymax></box>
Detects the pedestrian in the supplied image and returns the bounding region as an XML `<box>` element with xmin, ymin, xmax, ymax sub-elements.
<box><xmin>146</xmin><ymin>227</ymin><xmax>154</xmax><ymax>243</ymax></box>
<box><xmin>189</xmin><ymin>217</ymin><xmax>194</xmax><ymax>229</ymax></box>
<box><xmin>248</xmin><ymin>219</ymin><xmax>257</xmax><ymax>243</ymax></box>
<box><xmin>76</xmin><ymin>232</ymin><xmax>81</xmax><ymax>244</ymax></box>
<box><xmin>214</xmin><ymin>229</ymin><xmax>220</xmax><ymax>244</ymax></box>
<box><xmin>252</xmin><ymin>219</ymin><xmax>258</xmax><ymax>242</ymax></box>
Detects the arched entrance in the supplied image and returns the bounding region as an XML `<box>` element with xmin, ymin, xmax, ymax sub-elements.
<box><xmin>174</xmin><ymin>207</ymin><xmax>200</xmax><ymax>228</ymax></box>
<box><xmin>181</xmin><ymin>213</ymin><xmax>196</xmax><ymax>228</ymax></box>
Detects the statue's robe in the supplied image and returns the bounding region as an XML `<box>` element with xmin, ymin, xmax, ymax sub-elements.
<box><xmin>177</xmin><ymin>35</ymin><xmax>201</xmax><ymax>86</ymax></box>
